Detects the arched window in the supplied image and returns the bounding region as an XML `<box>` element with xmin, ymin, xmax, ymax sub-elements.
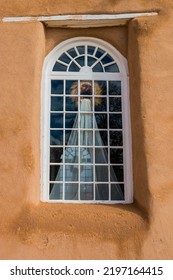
<box><xmin>41</xmin><ymin>37</ymin><xmax>133</xmax><ymax>203</ymax></box>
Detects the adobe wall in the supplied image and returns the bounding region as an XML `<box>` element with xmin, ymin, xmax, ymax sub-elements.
<box><xmin>0</xmin><ymin>0</ymin><xmax>173</xmax><ymax>259</ymax></box>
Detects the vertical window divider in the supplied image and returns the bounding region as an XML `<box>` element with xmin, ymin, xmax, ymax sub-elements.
<box><xmin>93</xmin><ymin>80</ymin><xmax>96</xmax><ymax>201</ymax></box>
<box><xmin>62</xmin><ymin>79</ymin><xmax>66</xmax><ymax>200</ymax></box>
<box><xmin>107</xmin><ymin>80</ymin><xmax>111</xmax><ymax>200</ymax></box>
<box><xmin>78</xmin><ymin>79</ymin><xmax>81</xmax><ymax>200</ymax></box>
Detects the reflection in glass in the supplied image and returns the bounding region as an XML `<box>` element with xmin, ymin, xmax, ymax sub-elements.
<box><xmin>111</xmin><ymin>184</ymin><xmax>124</xmax><ymax>200</ymax></box>
<box><xmin>87</xmin><ymin>46</ymin><xmax>95</xmax><ymax>55</ymax></box>
<box><xmin>109</xmin><ymin>81</ymin><xmax>121</xmax><ymax>95</ymax></box>
<box><xmin>64</xmin><ymin>147</ymin><xmax>78</xmax><ymax>164</ymax></box>
<box><xmin>80</xmin><ymin>184</ymin><xmax>93</xmax><ymax>200</ymax></box>
<box><xmin>67</xmin><ymin>48</ymin><xmax>77</xmax><ymax>58</ymax></box>
<box><xmin>65</xmin><ymin>183</ymin><xmax>78</xmax><ymax>200</ymax></box>
<box><xmin>50</xmin><ymin>147</ymin><xmax>63</xmax><ymax>163</ymax></box>
<box><xmin>80</xmin><ymin>130</ymin><xmax>93</xmax><ymax>146</ymax></box>
<box><xmin>65</xmin><ymin>165</ymin><xmax>78</xmax><ymax>181</ymax></box>
<box><xmin>76</xmin><ymin>56</ymin><xmax>85</xmax><ymax>67</ymax></box>
<box><xmin>110</xmin><ymin>131</ymin><xmax>123</xmax><ymax>146</ymax></box>
<box><xmin>109</xmin><ymin>97</ymin><xmax>122</xmax><ymax>112</ymax></box>
<box><xmin>80</xmin><ymin>148</ymin><xmax>93</xmax><ymax>164</ymax></box>
<box><xmin>110</xmin><ymin>149</ymin><xmax>123</xmax><ymax>164</ymax></box>
<box><xmin>80</xmin><ymin>165</ymin><xmax>93</xmax><ymax>182</ymax></box>
<box><xmin>51</xmin><ymin>80</ymin><xmax>63</xmax><ymax>94</ymax></box>
<box><xmin>109</xmin><ymin>114</ymin><xmax>122</xmax><ymax>129</ymax></box>
<box><xmin>77</xmin><ymin>46</ymin><xmax>85</xmax><ymax>55</ymax></box>
<box><xmin>49</xmin><ymin>183</ymin><xmax>63</xmax><ymax>200</ymax></box>
<box><xmin>50</xmin><ymin>113</ymin><xmax>63</xmax><ymax>128</ymax></box>
<box><xmin>51</xmin><ymin>96</ymin><xmax>63</xmax><ymax>111</ymax></box>
<box><xmin>95</xmin><ymin>184</ymin><xmax>109</xmax><ymax>200</ymax></box>
<box><xmin>50</xmin><ymin>130</ymin><xmax>63</xmax><ymax>145</ymax></box>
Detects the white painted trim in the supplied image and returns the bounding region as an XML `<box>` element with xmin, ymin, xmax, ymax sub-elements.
<box><xmin>2</xmin><ymin>12</ymin><xmax>158</xmax><ymax>28</ymax></box>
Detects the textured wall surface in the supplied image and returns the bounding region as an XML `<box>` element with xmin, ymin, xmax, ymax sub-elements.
<box><xmin>0</xmin><ymin>0</ymin><xmax>173</xmax><ymax>259</ymax></box>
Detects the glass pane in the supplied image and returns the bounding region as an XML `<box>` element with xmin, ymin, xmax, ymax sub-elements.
<box><xmin>66</xmin><ymin>97</ymin><xmax>78</xmax><ymax>111</ymax></box>
<box><xmin>80</xmin><ymin>184</ymin><xmax>93</xmax><ymax>200</ymax></box>
<box><xmin>65</xmin><ymin>113</ymin><xmax>77</xmax><ymax>129</ymax></box>
<box><xmin>51</xmin><ymin>96</ymin><xmax>63</xmax><ymax>111</ymax></box>
<box><xmin>50</xmin><ymin>113</ymin><xmax>63</xmax><ymax>128</ymax></box>
<box><xmin>110</xmin><ymin>149</ymin><xmax>123</xmax><ymax>164</ymax></box>
<box><xmin>95</xmin><ymin>48</ymin><xmax>105</xmax><ymax>58</ymax></box>
<box><xmin>109</xmin><ymin>114</ymin><xmax>122</xmax><ymax>129</ymax></box>
<box><xmin>80</xmin><ymin>130</ymin><xmax>93</xmax><ymax>146</ymax></box>
<box><xmin>109</xmin><ymin>97</ymin><xmax>122</xmax><ymax>112</ymax></box>
<box><xmin>80</xmin><ymin>80</ymin><xmax>92</xmax><ymax>96</ymax></box>
<box><xmin>67</xmin><ymin>48</ymin><xmax>77</xmax><ymax>58</ymax></box>
<box><xmin>50</xmin><ymin>130</ymin><xmax>63</xmax><ymax>145</ymax></box>
<box><xmin>93</xmin><ymin>62</ymin><xmax>103</xmax><ymax>72</ymax></box>
<box><xmin>66</xmin><ymin>80</ymin><xmax>78</xmax><ymax>95</ymax></box>
<box><xmin>58</xmin><ymin>53</ymin><xmax>71</xmax><ymax>64</ymax></box>
<box><xmin>64</xmin><ymin>147</ymin><xmax>78</xmax><ymax>163</ymax></box>
<box><xmin>111</xmin><ymin>184</ymin><xmax>124</xmax><ymax>200</ymax></box>
<box><xmin>49</xmin><ymin>183</ymin><xmax>63</xmax><ymax>200</ymax></box>
<box><xmin>94</xmin><ymin>80</ymin><xmax>107</xmax><ymax>95</ymax></box>
<box><xmin>95</xmin><ymin>166</ymin><xmax>108</xmax><ymax>182</ymax></box>
<box><xmin>49</xmin><ymin>165</ymin><xmax>63</xmax><ymax>181</ymax></box>
<box><xmin>65</xmin><ymin>165</ymin><xmax>78</xmax><ymax>181</ymax></box>
<box><xmin>69</xmin><ymin>62</ymin><xmax>80</xmax><ymax>72</ymax></box>
<box><xmin>65</xmin><ymin>183</ymin><xmax>78</xmax><ymax>200</ymax></box>
<box><xmin>80</xmin><ymin>165</ymin><xmax>93</xmax><ymax>182</ymax></box>
<box><xmin>95</xmin><ymin>130</ymin><xmax>107</xmax><ymax>146</ymax></box>
<box><xmin>79</xmin><ymin>114</ymin><xmax>93</xmax><ymax>128</ymax></box>
<box><xmin>110</xmin><ymin>131</ymin><xmax>123</xmax><ymax>146</ymax></box>
<box><xmin>95</xmin><ymin>114</ymin><xmax>107</xmax><ymax>129</ymax></box>
<box><xmin>87</xmin><ymin>46</ymin><xmax>95</xmax><ymax>55</ymax></box>
<box><xmin>51</xmin><ymin>80</ymin><xmax>63</xmax><ymax>94</ymax></box>
<box><xmin>111</xmin><ymin>165</ymin><xmax>124</xmax><ymax>182</ymax></box>
<box><xmin>105</xmin><ymin>63</ymin><xmax>119</xmax><ymax>73</ymax></box>
<box><xmin>65</xmin><ymin>130</ymin><xmax>78</xmax><ymax>145</ymax></box>
<box><xmin>95</xmin><ymin>184</ymin><xmax>109</xmax><ymax>200</ymax></box>
<box><xmin>77</xmin><ymin>46</ymin><xmax>85</xmax><ymax>55</ymax></box>
<box><xmin>88</xmin><ymin>56</ymin><xmax>97</xmax><ymax>67</ymax></box>
<box><xmin>50</xmin><ymin>147</ymin><xmax>63</xmax><ymax>163</ymax></box>
<box><xmin>95</xmin><ymin>148</ymin><xmax>108</xmax><ymax>163</ymax></box>
<box><xmin>75</xmin><ymin>56</ymin><xmax>85</xmax><ymax>67</ymax></box>
<box><xmin>53</xmin><ymin>62</ymin><xmax>67</xmax><ymax>71</ymax></box>
<box><xmin>101</xmin><ymin>54</ymin><xmax>114</xmax><ymax>65</ymax></box>
<box><xmin>95</xmin><ymin>97</ymin><xmax>107</xmax><ymax>111</ymax></box>
<box><xmin>109</xmin><ymin>81</ymin><xmax>121</xmax><ymax>95</ymax></box>
<box><xmin>80</xmin><ymin>147</ymin><xmax>93</xmax><ymax>164</ymax></box>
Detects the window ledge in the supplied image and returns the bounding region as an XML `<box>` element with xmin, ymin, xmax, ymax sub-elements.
<box><xmin>2</xmin><ymin>12</ymin><xmax>158</xmax><ymax>28</ymax></box>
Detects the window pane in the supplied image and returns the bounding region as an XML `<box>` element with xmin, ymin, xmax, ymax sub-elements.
<box><xmin>95</xmin><ymin>130</ymin><xmax>107</xmax><ymax>146</ymax></box>
<box><xmin>93</xmin><ymin>62</ymin><xmax>103</xmax><ymax>72</ymax></box>
<box><xmin>64</xmin><ymin>147</ymin><xmax>78</xmax><ymax>163</ymax></box>
<box><xmin>109</xmin><ymin>114</ymin><xmax>122</xmax><ymax>129</ymax></box>
<box><xmin>95</xmin><ymin>148</ymin><xmax>108</xmax><ymax>163</ymax></box>
<box><xmin>49</xmin><ymin>183</ymin><xmax>63</xmax><ymax>200</ymax></box>
<box><xmin>75</xmin><ymin>56</ymin><xmax>85</xmax><ymax>67</ymax></box>
<box><xmin>95</xmin><ymin>98</ymin><xmax>107</xmax><ymax>111</ymax></box>
<box><xmin>105</xmin><ymin>63</ymin><xmax>119</xmax><ymax>73</ymax></box>
<box><xmin>87</xmin><ymin>46</ymin><xmax>95</xmax><ymax>55</ymax></box>
<box><xmin>50</xmin><ymin>130</ymin><xmax>63</xmax><ymax>145</ymax></box>
<box><xmin>51</xmin><ymin>80</ymin><xmax>63</xmax><ymax>94</ymax></box>
<box><xmin>80</xmin><ymin>148</ymin><xmax>93</xmax><ymax>164</ymax></box>
<box><xmin>95</xmin><ymin>166</ymin><xmax>108</xmax><ymax>182</ymax></box>
<box><xmin>49</xmin><ymin>165</ymin><xmax>63</xmax><ymax>181</ymax></box>
<box><xmin>65</xmin><ymin>113</ymin><xmax>77</xmax><ymax>129</ymax></box>
<box><xmin>66</xmin><ymin>80</ymin><xmax>78</xmax><ymax>95</ymax></box>
<box><xmin>88</xmin><ymin>56</ymin><xmax>97</xmax><ymax>67</ymax></box>
<box><xmin>79</xmin><ymin>114</ymin><xmax>93</xmax><ymax>128</ymax></box>
<box><xmin>111</xmin><ymin>184</ymin><xmax>124</xmax><ymax>200</ymax></box>
<box><xmin>50</xmin><ymin>147</ymin><xmax>63</xmax><ymax>163</ymax></box>
<box><xmin>58</xmin><ymin>53</ymin><xmax>71</xmax><ymax>64</ymax></box>
<box><xmin>95</xmin><ymin>114</ymin><xmax>107</xmax><ymax>129</ymax></box>
<box><xmin>94</xmin><ymin>80</ymin><xmax>107</xmax><ymax>95</ymax></box>
<box><xmin>110</xmin><ymin>131</ymin><xmax>123</xmax><ymax>146</ymax></box>
<box><xmin>109</xmin><ymin>81</ymin><xmax>121</xmax><ymax>95</ymax></box>
<box><xmin>95</xmin><ymin>184</ymin><xmax>109</xmax><ymax>200</ymax></box>
<box><xmin>110</xmin><ymin>149</ymin><xmax>123</xmax><ymax>164</ymax></box>
<box><xmin>111</xmin><ymin>165</ymin><xmax>124</xmax><ymax>182</ymax></box>
<box><xmin>53</xmin><ymin>62</ymin><xmax>67</xmax><ymax>71</ymax></box>
<box><xmin>67</xmin><ymin>48</ymin><xmax>77</xmax><ymax>58</ymax></box>
<box><xmin>77</xmin><ymin>46</ymin><xmax>85</xmax><ymax>55</ymax></box>
<box><xmin>50</xmin><ymin>113</ymin><xmax>63</xmax><ymax>128</ymax></box>
<box><xmin>80</xmin><ymin>184</ymin><xmax>93</xmax><ymax>200</ymax></box>
<box><xmin>101</xmin><ymin>54</ymin><xmax>114</xmax><ymax>65</ymax></box>
<box><xmin>66</xmin><ymin>97</ymin><xmax>78</xmax><ymax>111</ymax></box>
<box><xmin>65</xmin><ymin>130</ymin><xmax>78</xmax><ymax>145</ymax></box>
<box><xmin>65</xmin><ymin>183</ymin><xmax>78</xmax><ymax>200</ymax></box>
<box><xmin>80</xmin><ymin>165</ymin><xmax>93</xmax><ymax>182</ymax></box>
<box><xmin>95</xmin><ymin>48</ymin><xmax>105</xmax><ymax>58</ymax></box>
<box><xmin>51</xmin><ymin>96</ymin><xmax>63</xmax><ymax>111</ymax></box>
<box><xmin>80</xmin><ymin>80</ymin><xmax>92</xmax><ymax>96</ymax></box>
<box><xmin>65</xmin><ymin>165</ymin><xmax>78</xmax><ymax>181</ymax></box>
<box><xmin>109</xmin><ymin>97</ymin><xmax>122</xmax><ymax>112</ymax></box>
<box><xmin>69</xmin><ymin>62</ymin><xmax>80</xmax><ymax>72</ymax></box>
<box><xmin>80</xmin><ymin>130</ymin><xmax>93</xmax><ymax>146</ymax></box>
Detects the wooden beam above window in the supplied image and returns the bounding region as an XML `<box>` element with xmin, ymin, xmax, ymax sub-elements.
<box><xmin>2</xmin><ymin>12</ymin><xmax>158</xmax><ymax>28</ymax></box>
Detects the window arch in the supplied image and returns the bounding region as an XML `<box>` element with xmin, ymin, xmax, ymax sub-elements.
<box><xmin>41</xmin><ymin>37</ymin><xmax>133</xmax><ymax>204</ymax></box>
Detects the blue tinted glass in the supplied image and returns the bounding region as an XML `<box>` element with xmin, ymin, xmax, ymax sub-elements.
<box><xmin>88</xmin><ymin>56</ymin><xmax>97</xmax><ymax>67</ymax></box>
<box><xmin>50</xmin><ymin>113</ymin><xmax>63</xmax><ymax>128</ymax></box>
<box><xmin>58</xmin><ymin>53</ymin><xmax>71</xmax><ymax>64</ymax></box>
<box><xmin>75</xmin><ymin>56</ymin><xmax>85</xmax><ymax>67</ymax></box>
<box><xmin>50</xmin><ymin>130</ymin><xmax>63</xmax><ymax>145</ymax></box>
<box><xmin>69</xmin><ymin>62</ymin><xmax>80</xmax><ymax>72</ymax></box>
<box><xmin>77</xmin><ymin>46</ymin><xmax>85</xmax><ymax>55</ymax></box>
<box><xmin>109</xmin><ymin>81</ymin><xmax>121</xmax><ymax>95</ymax></box>
<box><xmin>66</xmin><ymin>97</ymin><xmax>78</xmax><ymax>111</ymax></box>
<box><xmin>51</xmin><ymin>96</ymin><xmax>63</xmax><ymax>111</ymax></box>
<box><xmin>67</xmin><ymin>48</ymin><xmax>77</xmax><ymax>58</ymax></box>
<box><xmin>53</xmin><ymin>62</ymin><xmax>67</xmax><ymax>71</ymax></box>
<box><xmin>65</xmin><ymin>113</ymin><xmax>77</xmax><ymax>128</ymax></box>
<box><xmin>65</xmin><ymin>130</ymin><xmax>78</xmax><ymax>145</ymax></box>
<box><xmin>92</xmin><ymin>62</ymin><xmax>103</xmax><ymax>72</ymax></box>
<box><xmin>87</xmin><ymin>46</ymin><xmax>95</xmax><ymax>55</ymax></box>
<box><xmin>105</xmin><ymin>63</ymin><xmax>119</xmax><ymax>72</ymax></box>
<box><xmin>109</xmin><ymin>97</ymin><xmax>122</xmax><ymax>112</ymax></box>
<box><xmin>51</xmin><ymin>80</ymin><xmax>63</xmax><ymax>94</ymax></box>
<box><xmin>95</xmin><ymin>48</ymin><xmax>105</xmax><ymax>58</ymax></box>
<box><xmin>66</xmin><ymin>80</ymin><xmax>78</xmax><ymax>95</ymax></box>
<box><xmin>101</xmin><ymin>54</ymin><xmax>114</xmax><ymax>65</ymax></box>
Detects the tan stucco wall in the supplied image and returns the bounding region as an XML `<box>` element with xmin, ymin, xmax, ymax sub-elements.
<box><xmin>0</xmin><ymin>0</ymin><xmax>173</xmax><ymax>259</ymax></box>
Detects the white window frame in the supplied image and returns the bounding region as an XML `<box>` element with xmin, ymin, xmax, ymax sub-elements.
<box><xmin>41</xmin><ymin>37</ymin><xmax>133</xmax><ymax>204</ymax></box>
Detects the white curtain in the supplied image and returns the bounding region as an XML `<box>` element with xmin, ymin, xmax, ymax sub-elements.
<box><xmin>50</xmin><ymin>98</ymin><xmax>124</xmax><ymax>200</ymax></box>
